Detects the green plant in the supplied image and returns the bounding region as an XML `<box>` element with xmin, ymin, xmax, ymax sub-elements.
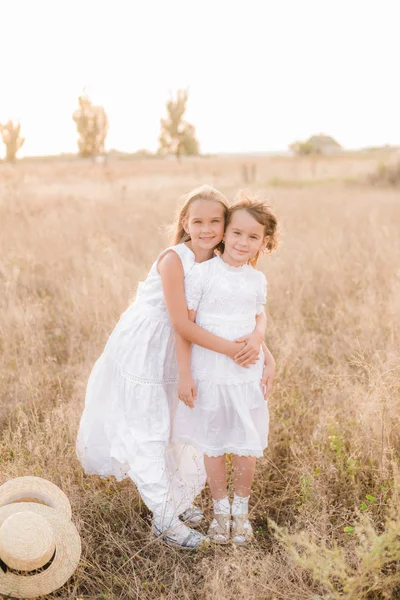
<box><xmin>271</xmin><ymin>487</ymin><xmax>400</xmax><ymax>599</ymax></box>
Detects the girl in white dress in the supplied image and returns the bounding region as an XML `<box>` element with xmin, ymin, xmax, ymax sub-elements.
<box><xmin>76</xmin><ymin>185</ymin><xmax>276</xmax><ymax>550</ymax></box>
<box><xmin>173</xmin><ymin>193</ymin><xmax>278</xmax><ymax>546</ymax></box>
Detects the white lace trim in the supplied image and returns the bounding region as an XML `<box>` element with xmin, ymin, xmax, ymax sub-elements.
<box><xmin>177</xmin><ymin>437</ymin><xmax>266</xmax><ymax>458</ymax></box>
<box><xmin>215</xmin><ymin>255</ymin><xmax>250</xmax><ymax>272</ymax></box>
<box><xmin>193</xmin><ymin>374</ymin><xmax>264</xmax><ymax>385</ymax></box>
<box><xmin>104</xmin><ymin>353</ymin><xmax>178</xmax><ymax>386</ymax></box>
<box><xmin>103</xmin><ymin>355</ymin><xmax>263</xmax><ymax>388</ymax></box>
<box><xmin>187</xmin><ymin>302</ymin><xmax>198</xmax><ymax>311</ymax></box>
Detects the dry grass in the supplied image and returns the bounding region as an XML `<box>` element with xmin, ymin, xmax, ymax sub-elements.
<box><xmin>368</xmin><ymin>151</ymin><xmax>400</xmax><ymax>187</ymax></box>
<box><xmin>0</xmin><ymin>154</ymin><xmax>399</xmax><ymax>600</ymax></box>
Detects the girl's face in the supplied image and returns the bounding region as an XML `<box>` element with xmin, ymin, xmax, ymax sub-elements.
<box><xmin>183</xmin><ymin>200</ymin><xmax>225</xmax><ymax>251</ymax></box>
<box><xmin>223</xmin><ymin>209</ymin><xmax>267</xmax><ymax>267</ymax></box>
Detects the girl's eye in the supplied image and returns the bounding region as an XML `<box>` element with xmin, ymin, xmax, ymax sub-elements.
<box><xmin>212</xmin><ymin>219</ymin><xmax>220</xmax><ymax>223</ymax></box>
<box><xmin>193</xmin><ymin>220</ymin><xmax>201</xmax><ymax>224</ymax></box>
<box><xmin>234</xmin><ymin>231</ymin><xmax>240</xmax><ymax>235</ymax></box>
<box><xmin>251</xmin><ymin>236</ymin><xmax>258</xmax><ymax>240</ymax></box>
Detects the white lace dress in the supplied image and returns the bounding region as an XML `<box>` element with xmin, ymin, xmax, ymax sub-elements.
<box><xmin>76</xmin><ymin>243</ymin><xmax>206</xmax><ymax>519</ymax></box>
<box><xmin>173</xmin><ymin>255</ymin><xmax>269</xmax><ymax>458</ymax></box>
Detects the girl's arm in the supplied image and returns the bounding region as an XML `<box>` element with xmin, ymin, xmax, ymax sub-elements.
<box><xmin>235</xmin><ymin>311</ymin><xmax>267</xmax><ymax>361</ymax></box>
<box><xmin>236</xmin><ymin>312</ymin><xmax>276</xmax><ymax>373</ymax></box>
<box><xmin>261</xmin><ymin>341</ymin><xmax>276</xmax><ymax>399</ymax></box>
<box><xmin>235</xmin><ymin>271</ymin><xmax>270</xmax><ymax>364</ymax></box>
<box><xmin>158</xmin><ymin>251</ymin><xmax>255</xmax><ymax>365</ymax></box>
<box><xmin>176</xmin><ymin>310</ymin><xmax>197</xmax><ymax>408</ymax></box>
<box><xmin>262</xmin><ymin>341</ymin><xmax>275</xmax><ymax>368</ymax></box>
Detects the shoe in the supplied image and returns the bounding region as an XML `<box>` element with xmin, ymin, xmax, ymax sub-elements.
<box><xmin>231</xmin><ymin>514</ymin><xmax>254</xmax><ymax>546</ymax></box>
<box><xmin>207</xmin><ymin>513</ymin><xmax>230</xmax><ymax>545</ymax></box>
<box><xmin>180</xmin><ymin>505</ymin><xmax>205</xmax><ymax>527</ymax></box>
<box><xmin>153</xmin><ymin>520</ymin><xmax>207</xmax><ymax>551</ymax></box>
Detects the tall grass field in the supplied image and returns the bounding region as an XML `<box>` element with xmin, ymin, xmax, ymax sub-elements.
<box><xmin>1</xmin><ymin>153</ymin><xmax>399</xmax><ymax>599</ymax></box>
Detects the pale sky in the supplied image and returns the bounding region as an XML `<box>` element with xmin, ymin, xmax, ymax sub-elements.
<box><xmin>1</xmin><ymin>0</ymin><xmax>399</xmax><ymax>157</ymax></box>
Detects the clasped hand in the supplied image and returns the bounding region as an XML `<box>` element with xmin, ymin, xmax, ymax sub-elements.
<box><xmin>233</xmin><ymin>331</ymin><xmax>262</xmax><ymax>367</ymax></box>
<box><xmin>178</xmin><ymin>332</ymin><xmax>275</xmax><ymax>408</ymax></box>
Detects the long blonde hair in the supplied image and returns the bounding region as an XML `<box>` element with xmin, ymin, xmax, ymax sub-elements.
<box><xmin>172</xmin><ymin>185</ymin><xmax>229</xmax><ymax>245</ymax></box>
<box><xmin>226</xmin><ymin>191</ymin><xmax>279</xmax><ymax>267</ymax></box>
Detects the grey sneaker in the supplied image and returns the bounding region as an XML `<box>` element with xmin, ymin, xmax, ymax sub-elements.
<box><xmin>153</xmin><ymin>520</ymin><xmax>207</xmax><ymax>551</ymax></box>
<box><xmin>180</xmin><ymin>505</ymin><xmax>205</xmax><ymax>527</ymax></box>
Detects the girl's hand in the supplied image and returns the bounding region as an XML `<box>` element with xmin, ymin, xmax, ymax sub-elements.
<box><xmin>261</xmin><ymin>363</ymin><xmax>275</xmax><ymax>399</ymax></box>
<box><xmin>234</xmin><ymin>332</ymin><xmax>262</xmax><ymax>366</ymax></box>
<box><xmin>178</xmin><ymin>375</ymin><xmax>196</xmax><ymax>409</ymax></box>
<box><xmin>226</xmin><ymin>342</ymin><xmax>256</xmax><ymax>368</ymax></box>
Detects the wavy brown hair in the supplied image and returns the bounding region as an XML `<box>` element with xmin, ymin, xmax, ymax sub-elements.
<box><xmin>226</xmin><ymin>191</ymin><xmax>279</xmax><ymax>266</ymax></box>
<box><xmin>172</xmin><ymin>185</ymin><xmax>229</xmax><ymax>247</ymax></box>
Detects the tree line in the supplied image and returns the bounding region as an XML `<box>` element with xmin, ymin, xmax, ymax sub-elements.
<box><xmin>0</xmin><ymin>89</ymin><xmax>199</xmax><ymax>163</ymax></box>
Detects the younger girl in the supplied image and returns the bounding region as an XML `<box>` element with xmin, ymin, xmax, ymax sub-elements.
<box><xmin>76</xmin><ymin>185</ymin><xmax>275</xmax><ymax>550</ymax></box>
<box><xmin>173</xmin><ymin>193</ymin><xmax>278</xmax><ymax>545</ymax></box>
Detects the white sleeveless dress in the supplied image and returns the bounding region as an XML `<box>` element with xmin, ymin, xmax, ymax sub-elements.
<box><xmin>76</xmin><ymin>243</ymin><xmax>206</xmax><ymax>519</ymax></box>
<box><xmin>172</xmin><ymin>255</ymin><xmax>269</xmax><ymax>457</ymax></box>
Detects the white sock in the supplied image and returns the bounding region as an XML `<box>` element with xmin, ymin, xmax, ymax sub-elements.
<box><xmin>212</xmin><ymin>496</ymin><xmax>231</xmax><ymax>515</ymax></box>
<box><xmin>231</xmin><ymin>493</ymin><xmax>249</xmax><ymax>515</ymax></box>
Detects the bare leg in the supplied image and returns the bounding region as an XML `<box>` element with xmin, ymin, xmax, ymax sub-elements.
<box><xmin>204</xmin><ymin>454</ymin><xmax>227</xmax><ymax>499</ymax></box>
<box><xmin>204</xmin><ymin>454</ymin><xmax>230</xmax><ymax>544</ymax></box>
<box><xmin>231</xmin><ymin>455</ymin><xmax>256</xmax><ymax>545</ymax></box>
<box><xmin>232</xmin><ymin>455</ymin><xmax>256</xmax><ymax>496</ymax></box>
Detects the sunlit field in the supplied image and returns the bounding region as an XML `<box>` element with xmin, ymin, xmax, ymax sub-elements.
<box><xmin>1</xmin><ymin>154</ymin><xmax>399</xmax><ymax>600</ymax></box>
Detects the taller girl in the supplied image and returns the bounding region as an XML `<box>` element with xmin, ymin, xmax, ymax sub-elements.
<box><xmin>76</xmin><ymin>185</ymin><xmax>275</xmax><ymax>549</ymax></box>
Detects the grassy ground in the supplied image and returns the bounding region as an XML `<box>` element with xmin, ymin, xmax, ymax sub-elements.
<box><xmin>0</xmin><ymin>154</ymin><xmax>399</xmax><ymax>599</ymax></box>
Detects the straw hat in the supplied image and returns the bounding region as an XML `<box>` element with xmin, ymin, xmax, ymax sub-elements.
<box><xmin>0</xmin><ymin>476</ymin><xmax>72</xmax><ymax>519</ymax></box>
<box><xmin>0</xmin><ymin>478</ymin><xmax>81</xmax><ymax>599</ymax></box>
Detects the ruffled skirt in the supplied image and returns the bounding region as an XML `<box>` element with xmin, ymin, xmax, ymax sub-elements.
<box><xmin>76</xmin><ymin>302</ymin><xmax>206</xmax><ymax>515</ymax></box>
<box><xmin>172</xmin><ymin>318</ymin><xmax>269</xmax><ymax>458</ymax></box>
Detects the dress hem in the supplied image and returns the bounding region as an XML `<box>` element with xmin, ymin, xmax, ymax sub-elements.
<box><xmin>175</xmin><ymin>437</ymin><xmax>267</xmax><ymax>458</ymax></box>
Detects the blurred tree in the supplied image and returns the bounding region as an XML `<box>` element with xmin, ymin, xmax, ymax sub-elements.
<box><xmin>290</xmin><ymin>134</ymin><xmax>342</xmax><ymax>156</ymax></box>
<box><xmin>0</xmin><ymin>121</ymin><xmax>25</xmax><ymax>162</ymax></box>
<box><xmin>73</xmin><ymin>94</ymin><xmax>108</xmax><ymax>158</ymax></box>
<box><xmin>289</xmin><ymin>140</ymin><xmax>314</xmax><ymax>156</ymax></box>
<box><xmin>159</xmin><ymin>90</ymin><xmax>199</xmax><ymax>159</ymax></box>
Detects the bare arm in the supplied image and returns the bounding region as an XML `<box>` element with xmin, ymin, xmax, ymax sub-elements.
<box><xmin>176</xmin><ymin>310</ymin><xmax>197</xmax><ymax>408</ymax></box>
<box><xmin>261</xmin><ymin>341</ymin><xmax>276</xmax><ymax>399</ymax></box>
<box><xmin>235</xmin><ymin>311</ymin><xmax>267</xmax><ymax>360</ymax></box>
<box><xmin>262</xmin><ymin>341</ymin><xmax>275</xmax><ymax>368</ymax></box>
<box><xmin>255</xmin><ymin>311</ymin><xmax>267</xmax><ymax>338</ymax></box>
<box><xmin>176</xmin><ymin>333</ymin><xmax>192</xmax><ymax>379</ymax></box>
<box><xmin>235</xmin><ymin>310</ymin><xmax>276</xmax><ymax>375</ymax></box>
<box><xmin>158</xmin><ymin>251</ymin><xmax>251</xmax><ymax>362</ymax></box>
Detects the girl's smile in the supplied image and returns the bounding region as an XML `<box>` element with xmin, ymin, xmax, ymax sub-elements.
<box><xmin>222</xmin><ymin>209</ymin><xmax>267</xmax><ymax>267</ymax></box>
<box><xmin>183</xmin><ymin>199</ymin><xmax>225</xmax><ymax>259</ymax></box>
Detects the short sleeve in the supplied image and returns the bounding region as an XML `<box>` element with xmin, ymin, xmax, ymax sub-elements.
<box><xmin>184</xmin><ymin>264</ymin><xmax>203</xmax><ymax>311</ymax></box>
<box><xmin>256</xmin><ymin>273</ymin><xmax>267</xmax><ymax>315</ymax></box>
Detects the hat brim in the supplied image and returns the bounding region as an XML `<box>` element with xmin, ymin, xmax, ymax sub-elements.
<box><xmin>0</xmin><ymin>476</ymin><xmax>71</xmax><ymax>520</ymax></box>
<box><xmin>0</xmin><ymin>503</ymin><xmax>81</xmax><ymax>599</ymax></box>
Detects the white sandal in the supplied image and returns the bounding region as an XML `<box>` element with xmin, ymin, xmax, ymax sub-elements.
<box><xmin>231</xmin><ymin>514</ymin><xmax>254</xmax><ymax>546</ymax></box>
<box><xmin>207</xmin><ymin>514</ymin><xmax>231</xmax><ymax>545</ymax></box>
<box><xmin>153</xmin><ymin>521</ymin><xmax>207</xmax><ymax>551</ymax></box>
<box><xmin>180</xmin><ymin>505</ymin><xmax>205</xmax><ymax>527</ymax></box>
